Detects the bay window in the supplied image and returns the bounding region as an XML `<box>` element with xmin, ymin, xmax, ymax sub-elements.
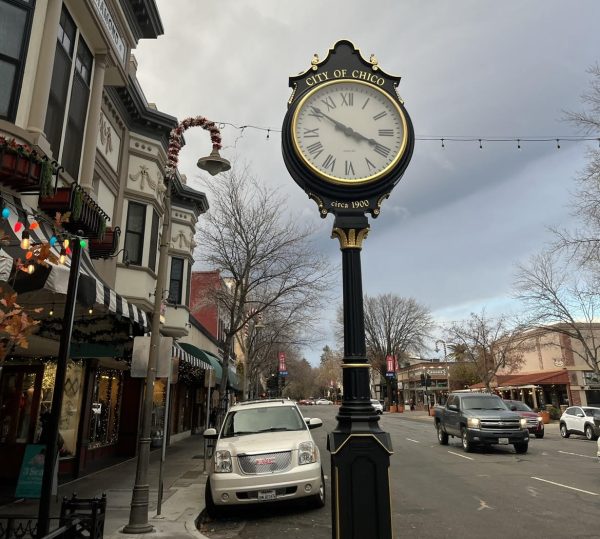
<box><xmin>124</xmin><ymin>201</ymin><xmax>146</xmax><ymax>266</ymax></box>
<box><xmin>44</xmin><ymin>5</ymin><xmax>93</xmax><ymax>180</ymax></box>
<box><xmin>168</xmin><ymin>257</ymin><xmax>184</xmax><ymax>305</ymax></box>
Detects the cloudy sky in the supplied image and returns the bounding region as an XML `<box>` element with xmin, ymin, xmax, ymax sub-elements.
<box><xmin>135</xmin><ymin>1</ymin><xmax>600</xmax><ymax>362</ymax></box>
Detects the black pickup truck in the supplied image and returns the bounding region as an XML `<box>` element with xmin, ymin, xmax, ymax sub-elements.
<box><xmin>434</xmin><ymin>393</ymin><xmax>529</xmax><ymax>453</ymax></box>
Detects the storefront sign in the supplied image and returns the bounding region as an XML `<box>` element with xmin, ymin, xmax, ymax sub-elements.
<box><xmin>15</xmin><ymin>444</ymin><xmax>47</xmax><ymax>498</ymax></box>
<box><xmin>92</xmin><ymin>402</ymin><xmax>102</xmax><ymax>414</ymax></box>
<box><xmin>91</xmin><ymin>0</ymin><xmax>126</xmax><ymax>65</ymax></box>
<box><xmin>131</xmin><ymin>336</ymin><xmax>174</xmax><ymax>378</ymax></box>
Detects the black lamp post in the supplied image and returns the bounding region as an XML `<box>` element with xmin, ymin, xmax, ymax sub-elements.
<box><xmin>123</xmin><ymin>117</ymin><xmax>229</xmax><ymax>534</ymax></box>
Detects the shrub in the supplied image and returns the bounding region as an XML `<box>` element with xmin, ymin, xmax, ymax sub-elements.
<box><xmin>548</xmin><ymin>406</ymin><xmax>561</xmax><ymax>420</ymax></box>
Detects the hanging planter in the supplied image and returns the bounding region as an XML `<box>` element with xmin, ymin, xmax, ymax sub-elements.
<box><xmin>0</xmin><ymin>136</ymin><xmax>54</xmax><ymax>195</ymax></box>
<box><xmin>89</xmin><ymin>226</ymin><xmax>120</xmax><ymax>259</ymax></box>
<box><xmin>39</xmin><ymin>184</ymin><xmax>109</xmax><ymax>238</ymax></box>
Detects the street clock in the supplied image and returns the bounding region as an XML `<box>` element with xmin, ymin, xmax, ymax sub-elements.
<box><xmin>282</xmin><ymin>39</ymin><xmax>414</xmax><ymax>218</ymax></box>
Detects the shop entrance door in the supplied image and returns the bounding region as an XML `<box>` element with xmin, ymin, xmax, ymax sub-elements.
<box><xmin>0</xmin><ymin>365</ymin><xmax>43</xmax><ymax>488</ymax></box>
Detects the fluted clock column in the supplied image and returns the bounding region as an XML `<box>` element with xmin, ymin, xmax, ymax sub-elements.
<box><xmin>327</xmin><ymin>212</ymin><xmax>393</xmax><ymax>539</ymax></box>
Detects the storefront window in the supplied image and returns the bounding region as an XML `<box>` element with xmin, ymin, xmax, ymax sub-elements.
<box><xmin>89</xmin><ymin>368</ymin><xmax>123</xmax><ymax>448</ymax></box>
<box><xmin>0</xmin><ymin>367</ymin><xmax>40</xmax><ymax>444</ymax></box>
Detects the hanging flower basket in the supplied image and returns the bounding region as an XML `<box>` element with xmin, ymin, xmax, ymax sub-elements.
<box><xmin>89</xmin><ymin>226</ymin><xmax>120</xmax><ymax>259</ymax></box>
<box><xmin>0</xmin><ymin>136</ymin><xmax>54</xmax><ymax>196</ymax></box>
<box><xmin>39</xmin><ymin>184</ymin><xmax>109</xmax><ymax>238</ymax></box>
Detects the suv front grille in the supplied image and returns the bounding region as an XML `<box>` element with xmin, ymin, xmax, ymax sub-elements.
<box><xmin>480</xmin><ymin>419</ymin><xmax>521</xmax><ymax>430</ymax></box>
<box><xmin>238</xmin><ymin>451</ymin><xmax>292</xmax><ymax>474</ymax></box>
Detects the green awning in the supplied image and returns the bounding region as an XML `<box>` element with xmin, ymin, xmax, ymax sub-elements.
<box><xmin>178</xmin><ymin>342</ymin><xmax>222</xmax><ymax>382</ymax></box>
<box><xmin>202</xmin><ymin>349</ymin><xmax>242</xmax><ymax>391</ymax></box>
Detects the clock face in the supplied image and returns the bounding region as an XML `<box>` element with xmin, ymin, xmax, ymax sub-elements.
<box><xmin>291</xmin><ymin>79</ymin><xmax>408</xmax><ymax>185</ymax></box>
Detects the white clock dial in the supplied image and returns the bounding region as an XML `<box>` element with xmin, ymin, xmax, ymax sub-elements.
<box><xmin>292</xmin><ymin>79</ymin><xmax>407</xmax><ymax>185</ymax></box>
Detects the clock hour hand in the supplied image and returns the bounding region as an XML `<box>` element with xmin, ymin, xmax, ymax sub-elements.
<box><xmin>310</xmin><ymin>106</ymin><xmax>377</xmax><ymax>146</ymax></box>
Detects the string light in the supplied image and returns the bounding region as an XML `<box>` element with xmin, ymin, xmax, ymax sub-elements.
<box><xmin>517</xmin><ymin>139</ymin><xmax>521</xmax><ymax>150</ymax></box>
<box><xmin>479</xmin><ymin>139</ymin><xmax>483</xmax><ymax>149</ymax></box>
<box><xmin>556</xmin><ymin>138</ymin><xmax>561</xmax><ymax>149</ymax></box>
<box><xmin>20</xmin><ymin>230</ymin><xmax>30</xmax><ymax>250</ymax></box>
<box><xmin>27</xmin><ymin>263</ymin><xmax>35</xmax><ymax>274</ymax></box>
<box><xmin>25</xmin><ymin>251</ymin><xmax>33</xmax><ymax>260</ymax></box>
<box><xmin>1</xmin><ymin>208</ymin><xmax>9</xmax><ymax>219</ymax></box>
<box><xmin>49</xmin><ymin>236</ymin><xmax>57</xmax><ymax>246</ymax></box>
<box><xmin>59</xmin><ymin>248</ymin><xmax>67</xmax><ymax>265</ymax></box>
<box><xmin>88</xmin><ymin>307</ymin><xmax>93</xmax><ymax>315</ymax></box>
<box><xmin>14</xmin><ymin>222</ymin><xmax>23</xmax><ymax>233</ymax></box>
<box><xmin>79</xmin><ymin>239</ymin><xmax>87</xmax><ymax>248</ymax></box>
<box><xmin>441</xmin><ymin>138</ymin><xmax>445</xmax><ymax>149</ymax></box>
<box><xmin>49</xmin><ymin>305</ymin><xmax>54</xmax><ymax>317</ymax></box>
<box><xmin>63</xmin><ymin>239</ymin><xmax>70</xmax><ymax>249</ymax></box>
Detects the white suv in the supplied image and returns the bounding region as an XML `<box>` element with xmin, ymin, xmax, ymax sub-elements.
<box><xmin>559</xmin><ymin>406</ymin><xmax>600</xmax><ymax>440</ymax></box>
<box><xmin>203</xmin><ymin>399</ymin><xmax>325</xmax><ymax>518</ymax></box>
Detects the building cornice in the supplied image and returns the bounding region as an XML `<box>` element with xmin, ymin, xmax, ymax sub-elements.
<box><xmin>119</xmin><ymin>0</ymin><xmax>163</xmax><ymax>41</ymax></box>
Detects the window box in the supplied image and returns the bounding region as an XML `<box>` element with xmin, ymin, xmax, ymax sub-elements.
<box><xmin>39</xmin><ymin>184</ymin><xmax>109</xmax><ymax>238</ymax></box>
<box><xmin>0</xmin><ymin>137</ymin><xmax>54</xmax><ymax>195</ymax></box>
<box><xmin>89</xmin><ymin>226</ymin><xmax>120</xmax><ymax>259</ymax></box>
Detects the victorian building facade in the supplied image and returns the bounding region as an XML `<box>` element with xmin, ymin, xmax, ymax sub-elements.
<box><xmin>0</xmin><ymin>0</ymin><xmax>218</xmax><ymax>494</ymax></box>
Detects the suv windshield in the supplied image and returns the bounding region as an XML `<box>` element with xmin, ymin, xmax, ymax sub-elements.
<box><xmin>221</xmin><ymin>406</ymin><xmax>307</xmax><ymax>438</ymax></box>
<box><xmin>462</xmin><ymin>396</ymin><xmax>507</xmax><ymax>410</ymax></box>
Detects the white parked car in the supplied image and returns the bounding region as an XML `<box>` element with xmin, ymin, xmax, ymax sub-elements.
<box><xmin>370</xmin><ymin>399</ymin><xmax>383</xmax><ymax>414</ymax></box>
<box><xmin>314</xmin><ymin>398</ymin><xmax>333</xmax><ymax>405</ymax></box>
<box><xmin>203</xmin><ymin>399</ymin><xmax>325</xmax><ymax>518</ymax></box>
<box><xmin>559</xmin><ymin>406</ymin><xmax>600</xmax><ymax>440</ymax></box>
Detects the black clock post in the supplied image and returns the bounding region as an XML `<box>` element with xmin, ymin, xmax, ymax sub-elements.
<box><xmin>282</xmin><ymin>40</ymin><xmax>414</xmax><ymax>539</ymax></box>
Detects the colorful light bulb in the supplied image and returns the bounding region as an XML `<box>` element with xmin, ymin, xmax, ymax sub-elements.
<box><xmin>1</xmin><ymin>208</ymin><xmax>10</xmax><ymax>219</ymax></box>
<box><xmin>49</xmin><ymin>236</ymin><xmax>57</xmax><ymax>246</ymax></box>
<box><xmin>20</xmin><ymin>230</ymin><xmax>30</xmax><ymax>250</ymax></box>
<box><xmin>14</xmin><ymin>222</ymin><xmax>23</xmax><ymax>233</ymax></box>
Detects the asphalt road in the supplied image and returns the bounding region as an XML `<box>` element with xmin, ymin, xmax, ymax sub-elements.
<box><xmin>203</xmin><ymin>406</ymin><xmax>600</xmax><ymax>539</ymax></box>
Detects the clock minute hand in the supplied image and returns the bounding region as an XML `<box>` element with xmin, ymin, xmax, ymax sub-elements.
<box><xmin>310</xmin><ymin>107</ymin><xmax>376</xmax><ymax>146</ymax></box>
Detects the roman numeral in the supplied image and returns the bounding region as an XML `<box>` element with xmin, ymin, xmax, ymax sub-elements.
<box><xmin>308</xmin><ymin>107</ymin><xmax>323</xmax><ymax>121</ymax></box>
<box><xmin>340</xmin><ymin>92</ymin><xmax>354</xmax><ymax>106</ymax></box>
<box><xmin>303</xmin><ymin>128</ymin><xmax>319</xmax><ymax>138</ymax></box>
<box><xmin>373</xmin><ymin>111</ymin><xmax>387</xmax><ymax>121</ymax></box>
<box><xmin>362</xmin><ymin>97</ymin><xmax>370</xmax><ymax>110</ymax></box>
<box><xmin>345</xmin><ymin>160</ymin><xmax>355</xmax><ymax>176</ymax></box>
<box><xmin>379</xmin><ymin>129</ymin><xmax>394</xmax><ymax>137</ymax></box>
<box><xmin>306</xmin><ymin>141</ymin><xmax>323</xmax><ymax>159</ymax></box>
<box><xmin>374</xmin><ymin>144</ymin><xmax>391</xmax><ymax>158</ymax></box>
<box><xmin>365</xmin><ymin>157</ymin><xmax>376</xmax><ymax>171</ymax></box>
<box><xmin>322</xmin><ymin>154</ymin><xmax>336</xmax><ymax>172</ymax></box>
<box><xmin>321</xmin><ymin>96</ymin><xmax>336</xmax><ymax>111</ymax></box>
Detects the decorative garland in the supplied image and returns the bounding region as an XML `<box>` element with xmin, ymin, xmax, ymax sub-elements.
<box><xmin>165</xmin><ymin>116</ymin><xmax>223</xmax><ymax>178</ymax></box>
<box><xmin>0</xmin><ymin>136</ymin><xmax>54</xmax><ymax>197</ymax></box>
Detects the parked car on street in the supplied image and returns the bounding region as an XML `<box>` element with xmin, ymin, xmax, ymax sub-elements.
<box><xmin>314</xmin><ymin>398</ymin><xmax>333</xmax><ymax>405</ymax></box>
<box><xmin>370</xmin><ymin>399</ymin><xmax>383</xmax><ymax>414</ymax></box>
<box><xmin>298</xmin><ymin>399</ymin><xmax>314</xmax><ymax>405</ymax></box>
<box><xmin>202</xmin><ymin>399</ymin><xmax>325</xmax><ymax>518</ymax></box>
<box><xmin>503</xmin><ymin>400</ymin><xmax>544</xmax><ymax>438</ymax></box>
<box><xmin>434</xmin><ymin>393</ymin><xmax>529</xmax><ymax>453</ymax></box>
<box><xmin>559</xmin><ymin>406</ymin><xmax>600</xmax><ymax>440</ymax></box>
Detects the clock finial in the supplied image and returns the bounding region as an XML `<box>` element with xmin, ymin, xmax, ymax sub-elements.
<box><xmin>311</xmin><ymin>53</ymin><xmax>320</xmax><ymax>70</ymax></box>
<box><xmin>369</xmin><ymin>54</ymin><xmax>379</xmax><ymax>71</ymax></box>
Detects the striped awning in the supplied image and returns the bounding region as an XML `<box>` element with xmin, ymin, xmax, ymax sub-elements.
<box><xmin>0</xmin><ymin>193</ymin><xmax>149</xmax><ymax>331</ymax></box>
<box><xmin>172</xmin><ymin>342</ymin><xmax>213</xmax><ymax>370</ymax></box>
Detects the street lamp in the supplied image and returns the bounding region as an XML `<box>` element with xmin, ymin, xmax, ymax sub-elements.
<box><xmin>123</xmin><ymin>117</ymin><xmax>229</xmax><ymax>534</ymax></box>
<box><xmin>435</xmin><ymin>339</ymin><xmax>451</xmax><ymax>396</ymax></box>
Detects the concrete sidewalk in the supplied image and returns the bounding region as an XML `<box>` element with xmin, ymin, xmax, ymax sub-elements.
<box><xmin>1</xmin><ymin>434</ymin><xmax>210</xmax><ymax>539</ymax></box>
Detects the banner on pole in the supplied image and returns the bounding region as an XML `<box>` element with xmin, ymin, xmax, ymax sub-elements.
<box><xmin>278</xmin><ymin>351</ymin><xmax>288</xmax><ymax>376</ymax></box>
<box><xmin>386</xmin><ymin>354</ymin><xmax>395</xmax><ymax>378</ymax></box>
<box><xmin>131</xmin><ymin>336</ymin><xmax>174</xmax><ymax>378</ymax></box>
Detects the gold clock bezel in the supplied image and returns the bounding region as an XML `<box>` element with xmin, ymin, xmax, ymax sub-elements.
<box><xmin>291</xmin><ymin>79</ymin><xmax>409</xmax><ymax>186</ymax></box>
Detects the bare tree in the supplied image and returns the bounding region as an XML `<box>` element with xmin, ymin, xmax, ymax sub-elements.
<box><xmin>445</xmin><ymin>310</ymin><xmax>528</xmax><ymax>392</ymax></box>
<box><xmin>362</xmin><ymin>294</ymin><xmax>433</xmax><ymax>403</ymax></box>
<box><xmin>315</xmin><ymin>345</ymin><xmax>343</xmax><ymax>399</ymax></box>
<box><xmin>195</xmin><ymin>165</ymin><xmax>334</xmax><ymax>410</ymax></box>
<box><xmin>515</xmin><ymin>251</ymin><xmax>600</xmax><ymax>376</ymax></box>
<box><xmin>553</xmin><ymin>65</ymin><xmax>600</xmax><ymax>269</ymax></box>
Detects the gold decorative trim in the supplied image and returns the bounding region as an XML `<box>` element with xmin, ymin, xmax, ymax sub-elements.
<box><xmin>308</xmin><ymin>193</ymin><xmax>328</xmax><ymax>217</ymax></box>
<box><xmin>331</xmin><ymin>227</ymin><xmax>370</xmax><ymax>249</ymax></box>
<box><xmin>373</xmin><ymin>193</ymin><xmax>390</xmax><ymax>216</ymax></box>
<box><xmin>329</xmin><ymin>433</ymin><xmax>393</xmax><ymax>456</ymax></box>
<box><xmin>341</xmin><ymin>363</ymin><xmax>370</xmax><ymax>368</ymax></box>
<box><xmin>311</xmin><ymin>53</ymin><xmax>320</xmax><ymax>70</ymax></box>
<box><xmin>288</xmin><ymin>83</ymin><xmax>298</xmax><ymax>106</ymax></box>
<box><xmin>369</xmin><ymin>53</ymin><xmax>379</xmax><ymax>71</ymax></box>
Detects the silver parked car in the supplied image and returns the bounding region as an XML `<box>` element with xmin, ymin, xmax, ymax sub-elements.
<box><xmin>203</xmin><ymin>399</ymin><xmax>325</xmax><ymax>518</ymax></box>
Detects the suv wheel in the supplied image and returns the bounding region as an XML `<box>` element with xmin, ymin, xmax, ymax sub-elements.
<box><xmin>310</xmin><ymin>468</ymin><xmax>326</xmax><ymax>509</ymax></box>
<box><xmin>585</xmin><ymin>424</ymin><xmax>598</xmax><ymax>441</ymax></box>
<box><xmin>437</xmin><ymin>423</ymin><xmax>449</xmax><ymax>445</ymax></box>
<box><xmin>461</xmin><ymin>427</ymin><xmax>473</xmax><ymax>453</ymax></box>
<box><xmin>514</xmin><ymin>442</ymin><xmax>528</xmax><ymax>454</ymax></box>
<box><xmin>560</xmin><ymin>423</ymin><xmax>570</xmax><ymax>438</ymax></box>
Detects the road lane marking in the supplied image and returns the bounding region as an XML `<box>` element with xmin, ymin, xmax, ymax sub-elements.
<box><xmin>477</xmin><ymin>499</ymin><xmax>492</xmax><ymax>511</ymax></box>
<box><xmin>448</xmin><ymin>451</ymin><xmax>474</xmax><ymax>460</ymax></box>
<box><xmin>406</xmin><ymin>438</ymin><xmax>421</xmax><ymax>443</ymax></box>
<box><xmin>558</xmin><ymin>450</ymin><xmax>597</xmax><ymax>460</ymax></box>
<box><xmin>531</xmin><ymin>477</ymin><xmax>599</xmax><ymax>496</ymax></box>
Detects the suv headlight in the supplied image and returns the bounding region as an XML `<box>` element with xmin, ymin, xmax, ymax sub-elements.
<box><xmin>298</xmin><ymin>441</ymin><xmax>317</xmax><ymax>465</ymax></box>
<box><xmin>215</xmin><ymin>450</ymin><xmax>232</xmax><ymax>473</ymax></box>
<box><xmin>467</xmin><ymin>418</ymin><xmax>480</xmax><ymax>429</ymax></box>
<box><xmin>520</xmin><ymin>418</ymin><xmax>528</xmax><ymax>429</ymax></box>
<box><xmin>537</xmin><ymin>416</ymin><xmax>543</xmax><ymax>423</ymax></box>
